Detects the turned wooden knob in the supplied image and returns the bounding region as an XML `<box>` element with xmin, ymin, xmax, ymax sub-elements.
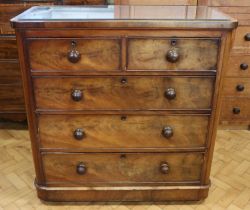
<box><xmin>166</xmin><ymin>48</ymin><xmax>179</xmax><ymax>63</ymax></box>
<box><xmin>236</xmin><ymin>84</ymin><xmax>245</xmax><ymax>92</ymax></box>
<box><xmin>233</xmin><ymin>107</ymin><xmax>241</xmax><ymax>114</ymax></box>
<box><xmin>68</xmin><ymin>41</ymin><xmax>81</xmax><ymax>63</ymax></box>
<box><xmin>71</xmin><ymin>89</ymin><xmax>83</xmax><ymax>101</ymax></box>
<box><xmin>76</xmin><ymin>163</ymin><xmax>87</xmax><ymax>175</ymax></box>
<box><xmin>240</xmin><ymin>63</ymin><xmax>248</xmax><ymax>70</ymax></box>
<box><xmin>74</xmin><ymin>128</ymin><xmax>85</xmax><ymax>140</ymax></box>
<box><xmin>162</xmin><ymin>126</ymin><xmax>173</xmax><ymax>139</ymax></box>
<box><xmin>165</xmin><ymin>88</ymin><xmax>176</xmax><ymax>100</ymax></box>
<box><xmin>160</xmin><ymin>162</ymin><xmax>169</xmax><ymax>174</ymax></box>
<box><xmin>245</xmin><ymin>33</ymin><xmax>250</xmax><ymax>41</ymax></box>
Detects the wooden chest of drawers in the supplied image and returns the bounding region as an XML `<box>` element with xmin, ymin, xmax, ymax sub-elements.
<box><xmin>200</xmin><ymin>0</ymin><xmax>250</xmax><ymax>128</ymax></box>
<box><xmin>11</xmin><ymin>5</ymin><xmax>236</xmax><ymax>201</ymax></box>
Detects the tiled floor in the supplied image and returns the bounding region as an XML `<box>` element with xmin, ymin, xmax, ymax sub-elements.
<box><xmin>0</xmin><ymin>129</ymin><xmax>249</xmax><ymax>210</ymax></box>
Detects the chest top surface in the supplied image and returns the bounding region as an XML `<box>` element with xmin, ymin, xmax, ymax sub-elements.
<box><xmin>11</xmin><ymin>5</ymin><xmax>237</xmax><ymax>29</ymax></box>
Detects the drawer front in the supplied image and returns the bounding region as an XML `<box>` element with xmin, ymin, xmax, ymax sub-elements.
<box><xmin>28</xmin><ymin>38</ymin><xmax>121</xmax><ymax>71</ymax></box>
<box><xmin>34</xmin><ymin>77</ymin><xmax>215</xmax><ymax>110</ymax></box>
<box><xmin>0</xmin><ymin>83</ymin><xmax>25</xmax><ymax>111</ymax></box>
<box><xmin>0</xmin><ymin>38</ymin><xmax>18</xmax><ymax>59</ymax></box>
<box><xmin>226</xmin><ymin>55</ymin><xmax>250</xmax><ymax>77</ymax></box>
<box><xmin>39</xmin><ymin>115</ymin><xmax>209</xmax><ymax>149</ymax></box>
<box><xmin>127</xmin><ymin>38</ymin><xmax>219</xmax><ymax>71</ymax></box>
<box><xmin>220</xmin><ymin>98</ymin><xmax>250</xmax><ymax>122</ymax></box>
<box><xmin>233</xmin><ymin>27</ymin><xmax>250</xmax><ymax>48</ymax></box>
<box><xmin>0</xmin><ymin>61</ymin><xmax>20</xmax><ymax>79</ymax></box>
<box><xmin>43</xmin><ymin>153</ymin><xmax>203</xmax><ymax>184</ymax></box>
<box><xmin>223</xmin><ymin>78</ymin><xmax>250</xmax><ymax>97</ymax></box>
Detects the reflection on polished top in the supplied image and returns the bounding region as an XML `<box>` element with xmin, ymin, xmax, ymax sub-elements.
<box><xmin>11</xmin><ymin>5</ymin><xmax>237</xmax><ymax>29</ymax></box>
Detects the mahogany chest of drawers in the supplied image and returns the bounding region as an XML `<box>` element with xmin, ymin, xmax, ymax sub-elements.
<box><xmin>11</xmin><ymin>5</ymin><xmax>236</xmax><ymax>201</ymax></box>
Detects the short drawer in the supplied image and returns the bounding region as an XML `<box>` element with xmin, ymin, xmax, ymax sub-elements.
<box><xmin>127</xmin><ymin>38</ymin><xmax>219</xmax><ymax>71</ymax></box>
<box><xmin>226</xmin><ymin>55</ymin><xmax>250</xmax><ymax>77</ymax></box>
<box><xmin>223</xmin><ymin>78</ymin><xmax>250</xmax><ymax>97</ymax></box>
<box><xmin>43</xmin><ymin>152</ymin><xmax>203</xmax><ymax>185</ymax></box>
<box><xmin>39</xmin><ymin>115</ymin><xmax>209</xmax><ymax>149</ymax></box>
<box><xmin>233</xmin><ymin>27</ymin><xmax>250</xmax><ymax>48</ymax></box>
<box><xmin>0</xmin><ymin>38</ymin><xmax>18</xmax><ymax>59</ymax></box>
<box><xmin>220</xmin><ymin>98</ymin><xmax>250</xmax><ymax>122</ymax></box>
<box><xmin>34</xmin><ymin>76</ymin><xmax>215</xmax><ymax>110</ymax></box>
<box><xmin>28</xmin><ymin>38</ymin><xmax>121</xmax><ymax>71</ymax></box>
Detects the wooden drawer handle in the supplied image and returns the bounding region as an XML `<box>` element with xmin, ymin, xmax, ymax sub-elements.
<box><xmin>245</xmin><ymin>33</ymin><xmax>250</xmax><ymax>41</ymax></box>
<box><xmin>162</xmin><ymin>126</ymin><xmax>173</xmax><ymax>139</ymax></box>
<box><xmin>233</xmin><ymin>107</ymin><xmax>241</xmax><ymax>114</ymax></box>
<box><xmin>76</xmin><ymin>163</ymin><xmax>87</xmax><ymax>175</ymax></box>
<box><xmin>68</xmin><ymin>40</ymin><xmax>81</xmax><ymax>63</ymax></box>
<box><xmin>71</xmin><ymin>89</ymin><xmax>83</xmax><ymax>101</ymax></box>
<box><xmin>166</xmin><ymin>48</ymin><xmax>179</xmax><ymax>63</ymax></box>
<box><xmin>160</xmin><ymin>162</ymin><xmax>170</xmax><ymax>174</ymax></box>
<box><xmin>236</xmin><ymin>84</ymin><xmax>245</xmax><ymax>92</ymax></box>
<box><xmin>74</xmin><ymin>128</ymin><xmax>85</xmax><ymax>140</ymax></box>
<box><xmin>240</xmin><ymin>63</ymin><xmax>248</xmax><ymax>70</ymax></box>
<box><xmin>165</xmin><ymin>88</ymin><xmax>176</xmax><ymax>100</ymax></box>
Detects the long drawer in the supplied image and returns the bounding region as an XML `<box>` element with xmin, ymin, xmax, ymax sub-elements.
<box><xmin>42</xmin><ymin>152</ymin><xmax>204</xmax><ymax>185</ymax></box>
<box><xmin>39</xmin><ymin>115</ymin><xmax>209</xmax><ymax>149</ymax></box>
<box><xmin>33</xmin><ymin>76</ymin><xmax>215</xmax><ymax>110</ymax></box>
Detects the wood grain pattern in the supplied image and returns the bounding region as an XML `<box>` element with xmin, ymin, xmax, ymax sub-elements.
<box><xmin>225</xmin><ymin>54</ymin><xmax>250</xmax><ymax>77</ymax></box>
<box><xmin>34</xmin><ymin>76</ymin><xmax>215</xmax><ymax>110</ymax></box>
<box><xmin>43</xmin><ymin>152</ymin><xmax>204</xmax><ymax>185</ymax></box>
<box><xmin>0</xmin><ymin>60</ymin><xmax>20</xmax><ymax>80</ymax></box>
<box><xmin>220</xmin><ymin>98</ymin><xmax>250</xmax><ymax>123</ymax></box>
<box><xmin>0</xmin><ymin>37</ymin><xmax>18</xmax><ymax>59</ymax></box>
<box><xmin>223</xmin><ymin>78</ymin><xmax>250</xmax><ymax>97</ymax></box>
<box><xmin>233</xmin><ymin>26</ymin><xmax>250</xmax><ymax>49</ymax></box>
<box><xmin>39</xmin><ymin>114</ymin><xmax>209</xmax><ymax>149</ymax></box>
<box><xmin>0</xmin><ymin>82</ymin><xmax>25</xmax><ymax>111</ymax></box>
<box><xmin>28</xmin><ymin>38</ymin><xmax>121</xmax><ymax>71</ymax></box>
<box><xmin>127</xmin><ymin>38</ymin><xmax>219</xmax><ymax>70</ymax></box>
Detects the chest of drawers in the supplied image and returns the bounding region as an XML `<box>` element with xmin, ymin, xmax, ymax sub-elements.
<box><xmin>11</xmin><ymin>5</ymin><xmax>236</xmax><ymax>201</ymax></box>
